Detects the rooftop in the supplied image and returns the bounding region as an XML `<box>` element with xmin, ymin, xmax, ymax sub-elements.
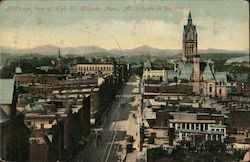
<box><xmin>169</xmin><ymin>119</ymin><xmax>216</xmax><ymax>124</ymax></box>
<box><xmin>0</xmin><ymin>79</ymin><xmax>15</xmax><ymax>104</ymax></box>
<box><xmin>0</xmin><ymin>106</ymin><xmax>9</xmax><ymax>123</ymax></box>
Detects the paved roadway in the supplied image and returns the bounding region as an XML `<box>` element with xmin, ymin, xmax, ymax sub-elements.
<box><xmin>72</xmin><ymin>76</ymin><xmax>141</xmax><ymax>162</ymax></box>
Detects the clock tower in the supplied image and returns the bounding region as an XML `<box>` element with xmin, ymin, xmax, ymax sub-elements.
<box><xmin>182</xmin><ymin>11</ymin><xmax>197</xmax><ymax>62</ymax></box>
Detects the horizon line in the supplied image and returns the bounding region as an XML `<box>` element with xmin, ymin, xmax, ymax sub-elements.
<box><xmin>0</xmin><ymin>44</ymin><xmax>248</xmax><ymax>53</ymax></box>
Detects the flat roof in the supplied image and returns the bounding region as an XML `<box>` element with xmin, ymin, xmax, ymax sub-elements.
<box><xmin>178</xmin><ymin>129</ymin><xmax>224</xmax><ymax>135</ymax></box>
<box><xmin>169</xmin><ymin>119</ymin><xmax>216</xmax><ymax>123</ymax></box>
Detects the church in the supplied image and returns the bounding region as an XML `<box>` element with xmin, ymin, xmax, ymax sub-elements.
<box><xmin>177</xmin><ymin>11</ymin><xmax>229</xmax><ymax>97</ymax></box>
<box><xmin>142</xmin><ymin>11</ymin><xmax>230</xmax><ymax>97</ymax></box>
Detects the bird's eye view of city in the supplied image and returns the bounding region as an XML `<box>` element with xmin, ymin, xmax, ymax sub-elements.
<box><xmin>0</xmin><ymin>0</ymin><xmax>250</xmax><ymax>162</ymax></box>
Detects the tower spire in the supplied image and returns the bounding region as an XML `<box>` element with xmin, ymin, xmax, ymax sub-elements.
<box><xmin>188</xmin><ymin>11</ymin><xmax>192</xmax><ymax>25</ymax></box>
<box><xmin>188</xmin><ymin>11</ymin><xmax>192</xmax><ymax>20</ymax></box>
<box><xmin>58</xmin><ymin>49</ymin><xmax>61</xmax><ymax>58</ymax></box>
<box><xmin>57</xmin><ymin>48</ymin><xmax>61</xmax><ymax>61</ymax></box>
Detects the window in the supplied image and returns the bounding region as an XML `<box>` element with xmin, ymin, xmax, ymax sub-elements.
<box><xmin>218</xmin><ymin>135</ymin><xmax>222</xmax><ymax>141</ymax></box>
<box><xmin>196</xmin><ymin>125</ymin><xmax>199</xmax><ymax>130</ymax></box>
<box><xmin>182</xmin><ymin>134</ymin><xmax>185</xmax><ymax>140</ymax></box>
<box><xmin>201</xmin><ymin>124</ymin><xmax>204</xmax><ymax>131</ymax></box>
<box><xmin>209</xmin><ymin>86</ymin><xmax>212</xmax><ymax>93</ymax></box>
<box><xmin>219</xmin><ymin>89</ymin><xmax>222</xmax><ymax>95</ymax></box>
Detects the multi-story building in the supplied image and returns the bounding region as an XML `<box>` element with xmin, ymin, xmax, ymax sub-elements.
<box><xmin>169</xmin><ymin>112</ymin><xmax>227</xmax><ymax>143</ymax></box>
<box><xmin>14</xmin><ymin>73</ymin><xmax>59</xmax><ymax>86</ymax></box>
<box><xmin>0</xmin><ymin>79</ymin><xmax>30</xmax><ymax>161</ymax></box>
<box><xmin>76</xmin><ymin>63</ymin><xmax>115</xmax><ymax>76</ymax></box>
<box><xmin>24</xmin><ymin>96</ymin><xmax>90</xmax><ymax>161</ymax></box>
<box><xmin>143</xmin><ymin>60</ymin><xmax>167</xmax><ymax>83</ymax></box>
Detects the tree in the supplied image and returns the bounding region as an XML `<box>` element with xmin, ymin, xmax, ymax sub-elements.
<box><xmin>204</xmin><ymin>141</ymin><xmax>226</xmax><ymax>154</ymax></box>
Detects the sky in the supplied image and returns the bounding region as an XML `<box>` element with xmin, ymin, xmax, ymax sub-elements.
<box><xmin>0</xmin><ymin>0</ymin><xmax>249</xmax><ymax>51</ymax></box>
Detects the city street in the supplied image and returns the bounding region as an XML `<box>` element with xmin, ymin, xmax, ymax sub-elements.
<box><xmin>72</xmin><ymin>75</ymin><xmax>141</xmax><ymax>162</ymax></box>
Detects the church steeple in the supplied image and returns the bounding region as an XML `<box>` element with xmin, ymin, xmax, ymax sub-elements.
<box><xmin>57</xmin><ymin>49</ymin><xmax>61</xmax><ymax>61</ymax></box>
<box><xmin>182</xmin><ymin>11</ymin><xmax>197</xmax><ymax>62</ymax></box>
<box><xmin>187</xmin><ymin>11</ymin><xmax>192</xmax><ymax>25</ymax></box>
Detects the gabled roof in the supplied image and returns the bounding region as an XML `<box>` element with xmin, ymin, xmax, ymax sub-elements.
<box><xmin>0</xmin><ymin>106</ymin><xmax>9</xmax><ymax>123</ymax></box>
<box><xmin>144</xmin><ymin>99</ymin><xmax>152</xmax><ymax>108</ymax></box>
<box><xmin>144</xmin><ymin>59</ymin><xmax>152</xmax><ymax>68</ymax></box>
<box><xmin>179</xmin><ymin>62</ymin><xmax>193</xmax><ymax>80</ymax></box>
<box><xmin>167</xmin><ymin>70</ymin><xmax>178</xmax><ymax>80</ymax></box>
<box><xmin>214</xmin><ymin>72</ymin><xmax>227</xmax><ymax>83</ymax></box>
<box><xmin>200</xmin><ymin>62</ymin><xmax>207</xmax><ymax>73</ymax></box>
<box><xmin>0</xmin><ymin>79</ymin><xmax>15</xmax><ymax>104</ymax></box>
<box><xmin>201</xmin><ymin>63</ymin><xmax>215</xmax><ymax>80</ymax></box>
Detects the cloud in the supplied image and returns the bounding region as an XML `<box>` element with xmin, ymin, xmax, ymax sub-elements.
<box><xmin>0</xmin><ymin>18</ymin><xmax>248</xmax><ymax>51</ymax></box>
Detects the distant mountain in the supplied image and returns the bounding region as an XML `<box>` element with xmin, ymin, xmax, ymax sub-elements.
<box><xmin>0</xmin><ymin>45</ymin><xmax>108</xmax><ymax>56</ymax></box>
<box><xmin>199</xmin><ymin>48</ymin><xmax>247</xmax><ymax>54</ymax></box>
<box><xmin>113</xmin><ymin>45</ymin><xmax>181</xmax><ymax>56</ymax></box>
<box><xmin>0</xmin><ymin>45</ymin><xmax>247</xmax><ymax>56</ymax></box>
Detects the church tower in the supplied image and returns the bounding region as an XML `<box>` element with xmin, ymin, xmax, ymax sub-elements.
<box><xmin>182</xmin><ymin>11</ymin><xmax>197</xmax><ymax>62</ymax></box>
<box><xmin>193</xmin><ymin>55</ymin><xmax>200</xmax><ymax>94</ymax></box>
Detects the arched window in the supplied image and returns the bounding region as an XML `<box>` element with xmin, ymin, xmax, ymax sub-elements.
<box><xmin>209</xmin><ymin>84</ymin><xmax>212</xmax><ymax>93</ymax></box>
<box><xmin>219</xmin><ymin>89</ymin><xmax>222</xmax><ymax>95</ymax></box>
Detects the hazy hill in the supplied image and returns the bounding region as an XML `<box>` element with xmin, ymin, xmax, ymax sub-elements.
<box><xmin>0</xmin><ymin>45</ymin><xmax>108</xmax><ymax>56</ymax></box>
<box><xmin>0</xmin><ymin>45</ymin><xmax>247</xmax><ymax>56</ymax></box>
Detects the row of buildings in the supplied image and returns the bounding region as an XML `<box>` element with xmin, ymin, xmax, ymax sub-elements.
<box><xmin>140</xmin><ymin>12</ymin><xmax>250</xmax><ymax>156</ymax></box>
<box><xmin>0</xmin><ymin>57</ymin><xmax>130</xmax><ymax>161</ymax></box>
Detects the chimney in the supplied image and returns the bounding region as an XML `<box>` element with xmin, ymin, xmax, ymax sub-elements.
<box><xmin>41</xmin><ymin>123</ymin><xmax>45</xmax><ymax>136</ymax></box>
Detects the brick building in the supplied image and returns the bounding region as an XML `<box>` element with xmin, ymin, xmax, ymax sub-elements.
<box><xmin>14</xmin><ymin>74</ymin><xmax>59</xmax><ymax>86</ymax></box>
<box><xmin>144</xmin><ymin>84</ymin><xmax>193</xmax><ymax>94</ymax></box>
<box><xmin>76</xmin><ymin>62</ymin><xmax>115</xmax><ymax>76</ymax></box>
<box><xmin>24</xmin><ymin>96</ymin><xmax>91</xmax><ymax>161</ymax></box>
